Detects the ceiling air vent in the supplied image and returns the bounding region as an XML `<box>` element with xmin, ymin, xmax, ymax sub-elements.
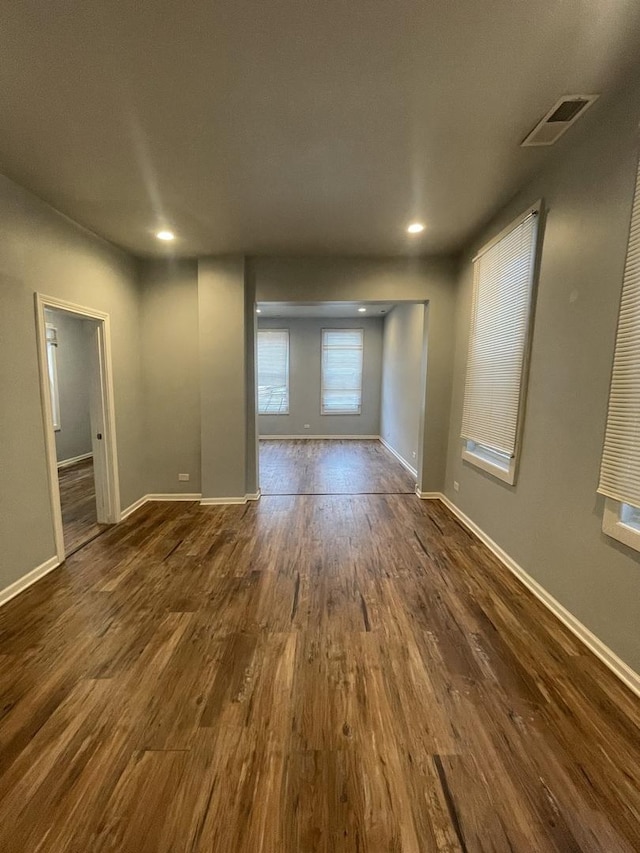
<box><xmin>521</xmin><ymin>94</ymin><xmax>599</xmax><ymax>147</ymax></box>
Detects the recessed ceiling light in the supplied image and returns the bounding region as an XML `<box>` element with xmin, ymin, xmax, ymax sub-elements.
<box><xmin>256</xmin><ymin>308</ymin><xmax>262</xmax><ymax>314</ymax></box>
<box><xmin>358</xmin><ymin>307</ymin><xmax>367</xmax><ymax>313</ymax></box>
<box><xmin>407</xmin><ymin>222</ymin><xmax>425</xmax><ymax>234</ymax></box>
<box><xmin>156</xmin><ymin>230</ymin><xmax>175</xmax><ymax>241</ymax></box>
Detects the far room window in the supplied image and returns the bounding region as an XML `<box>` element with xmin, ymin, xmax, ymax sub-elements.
<box><xmin>460</xmin><ymin>203</ymin><xmax>541</xmax><ymax>484</ymax></box>
<box><xmin>598</xmin><ymin>154</ymin><xmax>640</xmax><ymax>552</ymax></box>
<box><xmin>321</xmin><ymin>328</ymin><xmax>364</xmax><ymax>415</ymax></box>
<box><xmin>257</xmin><ymin>329</ymin><xmax>290</xmax><ymax>414</ymax></box>
<box><xmin>45</xmin><ymin>323</ymin><xmax>61</xmax><ymax>431</ymax></box>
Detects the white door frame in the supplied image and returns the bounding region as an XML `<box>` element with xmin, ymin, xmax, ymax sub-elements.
<box><xmin>34</xmin><ymin>293</ymin><xmax>121</xmax><ymax>562</ymax></box>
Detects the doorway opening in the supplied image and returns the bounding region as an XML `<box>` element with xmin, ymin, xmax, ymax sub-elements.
<box><xmin>254</xmin><ymin>301</ymin><xmax>427</xmax><ymax>496</ymax></box>
<box><xmin>35</xmin><ymin>294</ymin><xmax>120</xmax><ymax>560</ymax></box>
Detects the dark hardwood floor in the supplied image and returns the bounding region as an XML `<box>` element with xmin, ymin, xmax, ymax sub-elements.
<box><xmin>0</xmin><ymin>493</ymin><xmax>638</xmax><ymax>851</ymax></box>
<box><xmin>259</xmin><ymin>438</ymin><xmax>416</xmax><ymax>494</ymax></box>
<box><xmin>58</xmin><ymin>457</ymin><xmax>107</xmax><ymax>554</ymax></box>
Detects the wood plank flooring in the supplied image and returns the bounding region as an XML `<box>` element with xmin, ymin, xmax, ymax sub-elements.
<box><xmin>0</xmin><ymin>495</ymin><xmax>639</xmax><ymax>851</ymax></box>
<box><xmin>58</xmin><ymin>457</ymin><xmax>106</xmax><ymax>554</ymax></box>
<box><xmin>259</xmin><ymin>438</ymin><xmax>416</xmax><ymax>494</ymax></box>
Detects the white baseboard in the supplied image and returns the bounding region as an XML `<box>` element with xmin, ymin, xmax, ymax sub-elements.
<box><xmin>416</xmin><ymin>489</ymin><xmax>442</xmax><ymax>499</ymax></box>
<box><xmin>147</xmin><ymin>493</ymin><xmax>202</xmax><ymax>502</ymax></box>
<box><xmin>57</xmin><ymin>452</ymin><xmax>93</xmax><ymax>470</ymax></box>
<box><xmin>259</xmin><ymin>434</ymin><xmax>380</xmax><ymax>440</ymax></box>
<box><xmin>120</xmin><ymin>493</ymin><xmax>202</xmax><ymax>520</ymax></box>
<box><xmin>200</xmin><ymin>490</ymin><xmax>261</xmax><ymax>506</ymax></box>
<box><xmin>379</xmin><ymin>437</ymin><xmax>418</xmax><ymax>478</ymax></box>
<box><xmin>0</xmin><ymin>555</ymin><xmax>61</xmax><ymax>609</ymax></box>
<box><xmin>416</xmin><ymin>491</ymin><xmax>640</xmax><ymax>698</ymax></box>
<box><xmin>119</xmin><ymin>495</ymin><xmax>148</xmax><ymax>520</ymax></box>
<box><xmin>121</xmin><ymin>490</ymin><xmax>258</xmax><ymax>518</ymax></box>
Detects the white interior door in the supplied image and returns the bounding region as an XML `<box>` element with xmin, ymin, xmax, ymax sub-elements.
<box><xmin>88</xmin><ymin>322</ymin><xmax>112</xmax><ymax>523</ymax></box>
<box><xmin>36</xmin><ymin>293</ymin><xmax>121</xmax><ymax>563</ymax></box>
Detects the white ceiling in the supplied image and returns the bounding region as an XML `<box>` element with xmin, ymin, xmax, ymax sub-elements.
<box><xmin>2</xmin><ymin>1</ymin><xmax>640</xmax><ymax>257</ymax></box>
<box><xmin>257</xmin><ymin>302</ymin><xmax>398</xmax><ymax>319</ymax></box>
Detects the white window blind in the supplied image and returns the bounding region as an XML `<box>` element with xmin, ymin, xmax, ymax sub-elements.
<box><xmin>461</xmin><ymin>207</ymin><xmax>540</xmax><ymax>458</ymax></box>
<box><xmin>257</xmin><ymin>329</ymin><xmax>289</xmax><ymax>414</ymax></box>
<box><xmin>598</xmin><ymin>156</ymin><xmax>640</xmax><ymax>508</ymax></box>
<box><xmin>321</xmin><ymin>329</ymin><xmax>363</xmax><ymax>415</ymax></box>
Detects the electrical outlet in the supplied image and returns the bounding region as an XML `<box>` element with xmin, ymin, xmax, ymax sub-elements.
<box><xmin>411</xmin><ymin>451</ymin><xmax>416</xmax><ymax>459</ymax></box>
<box><xmin>453</xmin><ymin>481</ymin><xmax>459</xmax><ymax>492</ymax></box>
<box><xmin>304</xmin><ymin>424</ymin><xmax>310</xmax><ymax>429</ymax></box>
<box><xmin>178</xmin><ymin>473</ymin><xmax>190</xmax><ymax>482</ymax></box>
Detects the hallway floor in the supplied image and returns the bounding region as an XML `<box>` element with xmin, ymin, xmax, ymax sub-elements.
<box><xmin>259</xmin><ymin>438</ymin><xmax>416</xmax><ymax>495</ymax></box>
<box><xmin>0</xmin><ymin>495</ymin><xmax>638</xmax><ymax>851</ymax></box>
<box><xmin>58</xmin><ymin>457</ymin><xmax>107</xmax><ymax>554</ymax></box>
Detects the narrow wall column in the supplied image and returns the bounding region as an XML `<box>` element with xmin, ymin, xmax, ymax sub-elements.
<box><xmin>198</xmin><ymin>257</ymin><xmax>256</xmax><ymax>500</ymax></box>
<box><xmin>244</xmin><ymin>264</ymin><xmax>259</xmax><ymax>496</ymax></box>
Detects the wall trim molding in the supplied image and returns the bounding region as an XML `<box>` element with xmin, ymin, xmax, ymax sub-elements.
<box><xmin>119</xmin><ymin>493</ymin><xmax>202</xmax><ymax>521</ymax></box>
<box><xmin>201</xmin><ymin>491</ymin><xmax>261</xmax><ymax>506</ymax></box>
<box><xmin>416</xmin><ymin>491</ymin><xmax>640</xmax><ymax>698</ymax></box>
<box><xmin>259</xmin><ymin>434</ymin><xmax>380</xmax><ymax>440</ymax></box>
<box><xmin>0</xmin><ymin>555</ymin><xmax>61</xmax><ymax>609</ymax></box>
<box><xmin>119</xmin><ymin>495</ymin><xmax>148</xmax><ymax>520</ymax></box>
<box><xmin>146</xmin><ymin>493</ymin><xmax>202</xmax><ymax>502</ymax></box>
<box><xmin>121</xmin><ymin>490</ymin><xmax>260</xmax><ymax>519</ymax></box>
<box><xmin>57</xmin><ymin>452</ymin><xmax>93</xmax><ymax>470</ymax></box>
<box><xmin>200</xmin><ymin>497</ymin><xmax>246</xmax><ymax>506</ymax></box>
<box><xmin>379</xmin><ymin>437</ymin><xmax>418</xmax><ymax>478</ymax></box>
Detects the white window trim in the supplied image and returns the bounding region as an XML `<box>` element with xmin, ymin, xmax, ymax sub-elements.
<box><xmin>462</xmin><ymin>440</ymin><xmax>517</xmax><ymax>485</ymax></box>
<box><xmin>321</xmin><ymin>328</ymin><xmax>364</xmax><ymax>416</ymax></box>
<box><xmin>257</xmin><ymin>328</ymin><xmax>290</xmax><ymax>416</ymax></box>
<box><xmin>461</xmin><ymin>201</ymin><xmax>542</xmax><ymax>485</ymax></box>
<box><xmin>603</xmin><ymin>498</ymin><xmax>640</xmax><ymax>552</ymax></box>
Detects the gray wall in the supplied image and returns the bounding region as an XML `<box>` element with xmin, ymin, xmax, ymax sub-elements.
<box><xmin>252</xmin><ymin>256</ymin><xmax>457</xmax><ymax>492</ymax></box>
<box><xmin>380</xmin><ymin>304</ymin><xmax>425</xmax><ymax>472</ymax></box>
<box><xmin>258</xmin><ymin>316</ymin><xmax>383</xmax><ymax>437</ymax></box>
<box><xmin>140</xmin><ymin>260</ymin><xmax>201</xmax><ymax>494</ymax></box>
<box><xmin>445</xmin><ymin>80</ymin><xmax>640</xmax><ymax>673</ymax></box>
<box><xmin>0</xmin><ymin>173</ymin><xmax>143</xmax><ymax>592</ymax></box>
<box><xmin>138</xmin><ymin>256</ymin><xmax>259</xmax><ymax>500</ymax></box>
<box><xmin>137</xmin><ymin>255</ymin><xmax>457</xmax><ymax>495</ymax></box>
<box><xmin>45</xmin><ymin>309</ymin><xmax>93</xmax><ymax>464</ymax></box>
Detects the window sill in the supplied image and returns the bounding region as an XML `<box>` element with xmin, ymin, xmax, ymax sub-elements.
<box><xmin>462</xmin><ymin>446</ymin><xmax>517</xmax><ymax>485</ymax></box>
<box><xmin>602</xmin><ymin>498</ymin><xmax>640</xmax><ymax>553</ymax></box>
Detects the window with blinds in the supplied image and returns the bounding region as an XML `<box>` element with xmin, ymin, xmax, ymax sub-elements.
<box><xmin>257</xmin><ymin>329</ymin><xmax>289</xmax><ymax>415</ymax></box>
<box><xmin>321</xmin><ymin>329</ymin><xmax>364</xmax><ymax>415</ymax></box>
<box><xmin>461</xmin><ymin>204</ymin><xmax>541</xmax><ymax>484</ymax></box>
<box><xmin>598</xmin><ymin>155</ymin><xmax>640</xmax><ymax>550</ymax></box>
